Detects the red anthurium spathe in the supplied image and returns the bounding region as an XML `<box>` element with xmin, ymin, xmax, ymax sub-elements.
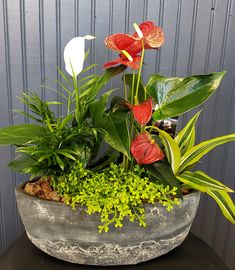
<box><xmin>131</xmin><ymin>132</ymin><xmax>164</xmax><ymax>164</ymax></box>
<box><xmin>104</xmin><ymin>34</ymin><xmax>142</xmax><ymax>56</ymax></box>
<box><xmin>131</xmin><ymin>98</ymin><xmax>153</xmax><ymax>126</ymax></box>
<box><xmin>103</xmin><ymin>54</ymin><xmax>141</xmax><ymax>70</ymax></box>
<box><xmin>133</xmin><ymin>21</ymin><xmax>165</xmax><ymax>49</ymax></box>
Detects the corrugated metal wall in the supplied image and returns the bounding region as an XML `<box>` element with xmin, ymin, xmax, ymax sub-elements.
<box><xmin>0</xmin><ymin>0</ymin><xmax>235</xmax><ymax>268</ymax></box>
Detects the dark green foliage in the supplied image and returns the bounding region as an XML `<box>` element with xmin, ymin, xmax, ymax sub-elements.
<box><xmin>54</xmin><ymin>162</ymin><xmax>179</xmax><ymax>232</ymax></box>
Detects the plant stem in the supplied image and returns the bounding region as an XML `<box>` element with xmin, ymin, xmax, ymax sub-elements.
<box><xmin>123</xmin><ymin>72</ymin><xmax>127</xmax><ymax>100</ymax></box>
<box><xmin>135</xmin><ymin>40</ymin><xmax>145</xmax><ymax>102</ymax></box>
<box><xmin>131</xmin><ymin>70</ymin><xmax>135</xmax><ymax>104</ymax></box>
<box><xmin>72</xmin><ymin>74</ymin><xmax>80</xmax><ymax>125</ymax></box>
<box><xmin>67</xmin><ymin>93</ymin><xmax>71</xmax><ymax>115</ymax></box>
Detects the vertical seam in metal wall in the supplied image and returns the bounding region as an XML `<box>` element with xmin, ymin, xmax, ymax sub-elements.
<box><xmin>74</xmin><ymin>0</ymin><xmax>79</xmax><ymax>36</ymax></box>
<box><xmin>19</xmin><ymin>0</ymin><xmax>29</xmax><ymax>123</ymax></box>
<box><xmin>209</xmin><ymin>0</ymin><xmax>233</xmax><ymax>249</ymax></box>
<box><xmin>90</xmin><ymin>0</ymin><xmax>96</xmax><ymax>74</ymax></box>
<box><xmin>183</xmin><ymin>0</ymin><xmax>198</xmax><ymax>127</ymax></box>
<box><xmin>198</xmin><ymin>0</ymin><xmax>216</xmax><ymax>236</ymax></box>
<box><xmin>187</xmin><ymin>0</ymin><xmax>198</xmax><ymax>76</ymax></box>
<box><xmin>142</xmin><ymin>0</ymin><xmax>148</xmax><ymax>21</ymax></box>
<box><xmin>1</xmin><ymin>0</ymin><xmax>11</xmax><ymax>251</ymax></box>
<box><xmin>108</xmin><ymin>0</ymin><xmax>113</xmax><ymax>63</ymax></box>
<box><xmin>124</xmin><ymin>0</ymin><xmax>130</xmax><ymax>33</ymax></box>
<box><xmin>55</xmin><ymin>0</ymin><xmax>62</xmax><ymax>116</ymax></box>
<box><xmin>3</xmin><ymin>0</ymin><xmax>19</xmax><ymax>240</ymax></box>
<box><xmin>141</xmin><ymin>0</ymin><xmax>148</xmax><ymax>78</ymax></box>
<box><xmin>107</xmin><ymin>0</ymin><xmax>113</xmax><ymax>92</ymax></box>
<box><xmin>222</xmin><ymin>77</ymin><xmax>235</xmax><ymax>263</ymax></box>
<box><xmin>155</xmin><ymin>0</ymin><xmax>164</xmax><ymax>74</ymax></box>
<box><xmin>39</xmin><ymin>0</ymin><xmax>45</xmax><ymax>101</ymax></box>
<box><xmin>172</xmin><ymin>0</ymin><xmax>182</xmax><ymax>77</ymax></box>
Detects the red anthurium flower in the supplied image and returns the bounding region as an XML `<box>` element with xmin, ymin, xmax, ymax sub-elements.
<box><xmin>103</xmin><ymin>54</ymin><xmax>141</xmax><ymax>69</ymax></box>
<box><xmin>131</xmin><ymin>132</ymin><xmax>164</xmax><ymax>164</ymax></box>
<box><xmin>131</xmin><ymin>98</ymin><xmax>153</xmax><ymax>126</ymax></box>
<box><xmin>133</xmin><ymin>21</ymin><xmax>165</xmax><ymax>49</ymax></box>
<box><xmin>104</xmin><ymin>21</ymin><xmax>164</xmax><ymax>70</ymax></box>
<box><xmin>104</xmin><ymin>34</ymin><xmax>142</xmax><ymax>56</ymax></box>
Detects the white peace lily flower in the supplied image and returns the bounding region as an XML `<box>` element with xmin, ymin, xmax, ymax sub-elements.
<box><xmin>64</xmin><ymin>35</ymin><xmax>95</xmax><ymax>77</ymax></box>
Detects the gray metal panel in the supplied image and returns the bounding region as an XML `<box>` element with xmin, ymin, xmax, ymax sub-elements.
<box><xmin>0</xmin><ymin>0</ymin><xmax>235</xmax><ymax>269</ymax></box>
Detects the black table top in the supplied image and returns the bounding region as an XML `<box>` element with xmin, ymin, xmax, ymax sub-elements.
<box><xmin>0</xmin><ymin>233</ymin><xmax>229</xmax><ymax>270</ymax></box>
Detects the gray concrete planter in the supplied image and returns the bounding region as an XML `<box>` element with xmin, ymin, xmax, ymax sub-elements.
<box><xmin>15</xmin><ymin>182</ymin><xmax>200</xmax><ymax>265</ymax></box>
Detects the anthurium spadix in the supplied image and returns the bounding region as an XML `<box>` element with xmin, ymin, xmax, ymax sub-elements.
<box><xmin>64</xmin><ymin>35</ymin><xmax>95</xmax><ymax>77</ymax></box>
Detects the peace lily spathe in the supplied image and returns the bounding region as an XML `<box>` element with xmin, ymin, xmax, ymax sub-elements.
<box><xmin>64</xmin><ymin>35</ymin><xmax>95</xmax><ymax>77</ymax></box>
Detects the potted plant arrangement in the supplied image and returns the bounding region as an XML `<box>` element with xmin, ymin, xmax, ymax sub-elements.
<box><xmin>0</xmin><ymin>21</ymin><xmax>234</xmax><ymax>266</ymax></box>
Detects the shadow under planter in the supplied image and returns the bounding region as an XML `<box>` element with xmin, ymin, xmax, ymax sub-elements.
<box><xmin>15</xmin><ymin>183</ymin><xmax>200</xmax><ymax>266</ymax></box>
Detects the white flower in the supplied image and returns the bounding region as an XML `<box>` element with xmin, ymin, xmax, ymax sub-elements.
<box><xmin>64</xmin><ymin>35</ymin><xmax>95</xmax><ymax>77</ymax></box>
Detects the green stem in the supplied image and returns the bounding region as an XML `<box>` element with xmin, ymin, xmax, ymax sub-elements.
<box><xmin>67</xmin><ymin>93</ymin><xmax>71</xmax><ymax>116</ymax></box>
<box><xmin>123</xmin><ymin>72</ymin><xmax>127</xmax><ymax>100</ymax></box>
<box><xmin>135</xmin><ymin>40</ymin><xmax>145</xmax><ymax>101</ymax></box>
<box><xmin>72</xmin><ymin>74</ymin><xmax>80</xmax><ymax>124</ymax></box>
<box><xmin>131</xmin><ymin>70</ymin><xmax>135</xmax><ymax>104</ymax></box>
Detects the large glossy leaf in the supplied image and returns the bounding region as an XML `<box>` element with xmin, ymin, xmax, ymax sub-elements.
<box><xmin>176</xmin><ymin>171</ymin><xmax>233</xmax><ymax>192</ymax></box>
<box><xmin>147</xmin><ymin>72</ymin><xmax>225</xmax><ymax>120</ymax></box>
<box><xmin>145</xmin><ymin>161</ymin><xmax>182</xmax><ymax>197</ymax></box>
<box><xmin>174</xmin><ymin>111</ymin><xmax>201</xmax><ymax>155</ymax></box>
<box><xmin>0</xmin><ymin>124</ymin><xmax>46</xmax><ymax>145</ymax></box>
<box><xmin>207</xmin><ymin>190</ymin><xmax>235</xmax><ymax>224</ymax></box>
<box><xmin>89</xmin><ymin>91</ymin><xmax>131</xmax><ymax>159</ymax></box>
<box><xmin>179</xmin><ymin>134</ymin><xmax>235</xmax><ymax>173</ymax></box>
<box><xmin>123</xmin><ymin>74</ymin><xmax>147</xmax><ymax>103</ymax></box>
<box><xmin>150</xmin><ymin>126</ymin><xmax>181</xmax><ymax>174</ymax></box>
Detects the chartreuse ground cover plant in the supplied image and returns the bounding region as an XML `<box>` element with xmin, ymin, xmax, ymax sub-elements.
<box><xmin>0</xmin><ymin>21</ymin><xmax>234</xmax><ymax>232</ymax></box>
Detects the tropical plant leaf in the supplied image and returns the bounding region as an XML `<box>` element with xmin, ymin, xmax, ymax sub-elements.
<box><xmin>174</xmin><ymin>111</ymin><xmax>201</xmax><ymax>155</ymax></box>
<box><xmin>179</xmin><ymin>134</ymin><xmax>235</xmax><ymax>173</ymax></box>
<box><xmin>88</xmin><ymin>65</ymin><xmax>127</xmax><ymax>103</ymax></box>
<box><xmin>0</xmin><ymin>124</ymin><xmax>46</xmax><ymax>145</ymax></box>
<box><xmin>146</xmin><ymin>75</ymin><xmax>183</xmax><ymax>105</ymax></box>
<box><xmin>207</xmin><ymin>190</ymin><xmax>235</xmax><ymax>224</ymax></box>
<box><xmin>150</xmin><ymin>126</ymin><xmax>181</xmax><ymax>174</ymax></box>
<box><xmin>55</xmin><ymin>153</ymin><xmax>65</xmax><ymax>171</ymax></box>
<box><xmin>145</xmin><ymin>161</ymin><xmax>182</xmax><ymax>197</ymax></box>
<box><xmin>147</xmin><ymin>72</ymin><xmax>225</xmax><ymax>120</ymax></box>
<box><xmin>176</xmin><ymin>171</ymin><xmax>233</xmax><ymax>192</ymax></box>
<box><xmin>89</xmin><ymin>91</ymin><xmax>131</xmax><ymax>159</ymax></box>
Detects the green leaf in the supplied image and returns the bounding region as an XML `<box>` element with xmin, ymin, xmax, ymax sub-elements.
<box><xmin>150</xmin><ymin>126</ymin><xmax>181</xmax><ymax>174</ymax></box>
<box><xmin>0</xmin><ymin>124</ymin><xmax>46</xmax><ymax>145</ymax></box>
<box><xmin>176</xmin><ymin>171</ymin><xmax>233</xmax><ymax>192</ymax></box>
<box><xmin>55</xmin><ymin>153</ymin><xmax>65</xmax><ymax>171</ymax></box>
<box><xmin>179</xmin><ymin>134</ymin><xmax>235</xmax><ymax>173</ymax></box>
<box><xmin>89</xmin><ymin>91</ymin><xmax>131</xmax><ymax>159</ymax></box>
<box><xmin>88</xmin><ymin>65</ymin><xmax>127</xmax><ymax>103</ymax></box>
<box><xmin>58</xmin><ymin>114</ymin><xmax>73</xmax><ymax>129</ymax></box>
<box><xmin>147</xmin><ymin>72</ymin><xmax>225</xmax><ymax>120</ymax></box>
<box><xmin>8</xmin><ymin>155</ymin><xmax>36</xmax><ymax>172</ymax></box>
<box><xmin>8</xmin><ymin>155</ymin><xmax>46</xmax><ymax>177</ymax></box>
<box><xmin>57</xmin><ymin>150</ymin><xmax>77</xmax><ymax>161</ymax></box>
<box><xmin>207</xmin><ymin>190</ymin><xmax>235</xmax><ymax>224</ymax></box>
<box><xmin>147</xmin><ymin>75</ymin><xmax>183</xmax><ymax>105</ymax></box>
<box><xmin>174</xmin><ymin>111</ymin><xmax>201</xmax><ymax>155</ymax></box>
<box><xmin>123</xmin><ymin>74</ymin><xmax>147</xmax><ymax>103</ymax></box>
<box><xmin>145</xmin><ymin>161</ymin><xmax>182</xmax><ymax>197</ymax></box>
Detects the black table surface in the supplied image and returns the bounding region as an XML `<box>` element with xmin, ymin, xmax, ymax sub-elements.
<box><xmin>0</xmin><ymin>233</ymin><xmax>229</xmax><ymax>270</ymax></box>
